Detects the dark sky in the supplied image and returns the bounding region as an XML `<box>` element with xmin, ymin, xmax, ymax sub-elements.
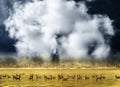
<box><xmin>0</xmin><ymin>0</ymin><xmax>120</xmax><ymax>54</ymax></box>
<box><xmin>85</xmin><ymin>0</ymin><xmax>120</xmax><ymax>54</ymax></box>
<box><xmin>0</xmin><ymin>25</ymin><xmax>15</xmax><ymax>53</ymax></box>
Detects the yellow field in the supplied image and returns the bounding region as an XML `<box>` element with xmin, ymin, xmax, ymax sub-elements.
<box><xmin>0</xmin><ymin>69</ymin><xmax>120</xmax><ymax>87</ymax></box>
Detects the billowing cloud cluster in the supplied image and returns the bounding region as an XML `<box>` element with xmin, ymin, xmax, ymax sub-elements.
<box><xmin>4</xmin><ymin>0</ymin><xmax>114</xmax><ymax>60</ymax></box>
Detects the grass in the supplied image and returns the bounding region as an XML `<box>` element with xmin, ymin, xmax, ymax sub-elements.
<box><xmin>0</xmin><ymin>69</ymin><xmax>120</xmax><ymax>87</ymax></box>
<box><xmin>0</xmin><ymin>57</ymin><xmax>119</xmax><ymax>86</ymax></box>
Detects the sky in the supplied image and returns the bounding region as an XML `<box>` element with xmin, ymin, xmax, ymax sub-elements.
<box><xmin>0</xmin><ymin>0</ymin><xmax>120</xmax><ymax>59</ymax></box>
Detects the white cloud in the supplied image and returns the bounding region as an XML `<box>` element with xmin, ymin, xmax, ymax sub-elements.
<box><xmin>4</xmin><ymin>0</ymin><xmax>114</xmax><ymax>60</ymax></box>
